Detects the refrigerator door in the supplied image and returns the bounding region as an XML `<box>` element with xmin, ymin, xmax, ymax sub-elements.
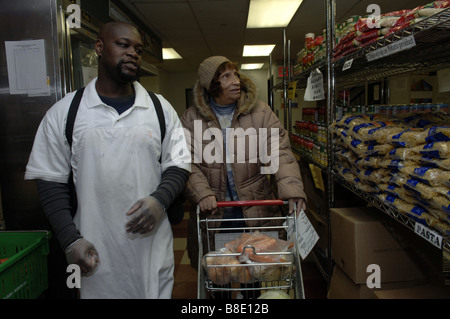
<box><xmin>0</xmin><ymin>0</ymin><xmax>67</xmax><ymax>229</ymax></box>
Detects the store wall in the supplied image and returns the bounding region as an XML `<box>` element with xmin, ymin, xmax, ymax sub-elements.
<box><xmin>389</xmin><ymin>70</ymin><xmax>450</xmax><ymax>106</ymax></box>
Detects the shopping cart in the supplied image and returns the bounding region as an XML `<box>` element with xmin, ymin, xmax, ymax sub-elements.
<box><xmin>197</xmin><ymin>200</ymin><xmax>305</xmax><ymax>299</ymax></box>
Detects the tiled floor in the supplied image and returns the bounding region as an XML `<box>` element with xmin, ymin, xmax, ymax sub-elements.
<box><xmin>171</xmin><ymin>212</ymin><xmax>198</xmax><ymax>299</ymax></box>
<box><xmin>170</xmin><ymin>212</ymin><xmax>328</xmax><ymax>299</ymax></box>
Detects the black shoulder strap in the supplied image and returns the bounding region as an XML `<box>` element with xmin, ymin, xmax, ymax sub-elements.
<box><xmin>65</xmin><ymin>88</ymin><xmax>166</xmax><ymax>146</ymax></box>
<box><xmin>148</xmin><ymin>91</ymin><xmax>166</xmax><ymax>141</ymax></box>
<box><xmin>66</xmin><ymin>87</ymin><xmax>85</xmax><ymax>147</ymax></box>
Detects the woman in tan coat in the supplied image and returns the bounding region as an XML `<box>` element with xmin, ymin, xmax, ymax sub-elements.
<box><xmin>181</xmin><ymin>56</ymin><xmax>307</xmax><ymax>268</ymax></box>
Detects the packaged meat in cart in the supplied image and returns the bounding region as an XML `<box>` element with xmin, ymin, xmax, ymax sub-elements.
<box><xmin>202</xmin><ymin>248</ymin><xmax>253</xmax><ymax>285</ymax></box>
<box><xmin>197</xmin><ymin>200</ymin><xmax>305</xmax><ymax>299</ymax></box>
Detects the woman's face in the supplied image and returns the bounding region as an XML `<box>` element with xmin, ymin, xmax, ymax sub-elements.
<box><xmin>215</xmin><ymin>67</ymin><xmax>241</xmax><ymax>105</ymax></box>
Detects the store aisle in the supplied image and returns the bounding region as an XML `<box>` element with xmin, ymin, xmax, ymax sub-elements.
<box><xmin>171</xmin><ymin>212</ymin><xmax>198</xmax><ymax>299</ymax></box>
<box><xmin>170</xmin><ymin>211</ymin><xmax>328</xmax><ymax>299</ymax></box>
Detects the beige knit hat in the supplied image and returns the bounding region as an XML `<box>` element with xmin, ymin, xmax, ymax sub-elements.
<box><xmin>198</xmin><ymin>56</ymin><xmax>230</xmax><ymax>90</ymax></box>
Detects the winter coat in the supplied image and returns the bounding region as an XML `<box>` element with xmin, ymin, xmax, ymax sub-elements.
<box><xmin>180</xmin><ymin>72</ymin><xmax>306</xmax><ymax>268</ymax></box>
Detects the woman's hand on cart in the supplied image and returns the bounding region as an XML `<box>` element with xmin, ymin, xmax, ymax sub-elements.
<box><xmin>198</xmin><ymin>195</ymin><xmax>219</xmax><ymax>215</ymax></box>
<box><xmin>288</xmin><ymin>198</ymin><xmax>306</xmax><ymax>216</ymax></box>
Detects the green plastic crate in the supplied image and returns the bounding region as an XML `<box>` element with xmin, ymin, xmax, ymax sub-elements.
<box><xmin>0</xmin><ymin>231</ymin><xmax>51</xmax><ymax>299</ymax></box>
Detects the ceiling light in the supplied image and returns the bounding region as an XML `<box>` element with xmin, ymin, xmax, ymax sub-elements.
<box><xmin>241</xmin><ymin>63</ymin><xmax>265</xmax><ymax>70</ymax></box>
<box><xmin>243</xmin><ymin>45</ymin><xmax>275</xmax><ymax>57</ymax></box>
<box><xmin>247</xmin><ymin>0</ymin><xmax>303</xmax><ymax>28</ymax></box>
<box><xmin>163</xmin><ymin>48</ymin><xmax>182</xmax><ymax>60</ymax></box>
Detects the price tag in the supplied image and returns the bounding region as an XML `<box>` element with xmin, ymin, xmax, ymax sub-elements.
<box><xmin>342</xmin><ymin>58</ymin><xmax>353</xmax><ymax>71</ymax></box>
<box><xmin>366</xmin><ymin>35</ymin><xmax>416</xmax><ymax>62</ymax></box>
<box><xmin>288</xmin><ymin>80</ymin><xmax>297</xmax><ymax>99</ymax></box>
<box><xmin>295</xmin><ymin>209</ymin><xmax>319</xmax><ymax>259</ymax></box>
<box><xmin>414</xmin><ymin>222</ymin><xmax>443</xmax><ymax>249</ymax></box>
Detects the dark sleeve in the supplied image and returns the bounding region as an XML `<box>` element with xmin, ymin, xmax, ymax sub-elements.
<box><xmin>36</xmin><ymin>179</ymin><xmax>82</xmax><ymax>251</ymax></box>
<box><xmin>150</xmin><ymin>166</ymin><xmax>190</xmax><ymax>209</ymax></box>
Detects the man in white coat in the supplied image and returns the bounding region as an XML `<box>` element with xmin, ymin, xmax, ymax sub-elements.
<box><xmin>25</xmin><ymin>21</ymin><xmax>191</xmax><ymax>298</ymax></box>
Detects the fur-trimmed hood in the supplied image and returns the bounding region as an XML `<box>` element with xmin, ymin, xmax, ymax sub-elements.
<box><xmin>192</xmin><ymin>71</ymin><xmax>258</xmax><ymax>121</ymax></box>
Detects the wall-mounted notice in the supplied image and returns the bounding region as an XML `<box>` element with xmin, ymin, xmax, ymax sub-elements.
<box><xmin>5</xmin><ymin>39</ymin><xmax>49</xmax><ymax>96</ymax></box>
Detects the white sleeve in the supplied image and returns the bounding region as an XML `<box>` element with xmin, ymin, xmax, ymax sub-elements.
<box><xmin>25</xmin><ymin>101</ymin><xmax>72</xmax><ymax>183</ymax></box>
<box><xmin>158</xmin><ymin>94</ymin><xmax>191</xmax><ymax>173</ymax></box>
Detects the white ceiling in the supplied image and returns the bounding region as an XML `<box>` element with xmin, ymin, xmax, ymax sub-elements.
<box><xmin>117</xmin><ymin>0</ymin><xmax>427</xmax><ymax>73</ymax></box>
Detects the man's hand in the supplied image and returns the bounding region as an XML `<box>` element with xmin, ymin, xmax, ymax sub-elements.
<box><xmin>65</xmin><ymin>238</ymin><xmax>100</xmax><ymax>276</ymax></box>
<box><xmin>125</xmin><ymin>196</ymin><xmax>165</xmax><ymax>234</ymax></box>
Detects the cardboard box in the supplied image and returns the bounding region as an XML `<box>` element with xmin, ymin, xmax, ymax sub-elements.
<box><xmin>328</xmin><ymin>265</ymin><xmax>376</xmax><ymax>299</ymax></box>
<box><xmin>374</xmin><ymin>285</ymin><xmax>450</xmax><ymax>299</ymax></box>
<box><xmin>331</xmin><ymin>207</ymin><xmax>425</xmax><ymax>284</ymax></box>
<box><xmin>327</xmin><ymin>266</ymin><xmax>423</xmax><ymax>299</ymax></box>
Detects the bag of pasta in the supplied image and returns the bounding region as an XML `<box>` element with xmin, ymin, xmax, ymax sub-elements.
<box><xmin>412</xmin><ymin>141</ymin><xmax>450</xmax><ymax>159</ymax></box>
<box><xmin>355</xmin><ymin>156</ymin><xmax>381</xmax><ymax>170</ymax></box>
<box><xmin>400</xmin><ymin>166</ymin><xmax>450</xmax><ymax>187</ymax></box>
<box><xmin>385</xmin><ymin>147</ymin><xmax>417</xmax><ymax>160</ymax></box>
<box><xmin>418</xmin><ymin>156</ymin><xmax>450</xmax><ymax>171</ymax></box>
<box><xmin>389</xmin><ymin>128</ymin><xmax>427</xmax><ymax>148</ymax></box>
<box><xmin>379</xmin><ymin>158</ymin><xmax>417</xmax><ymax>170</ymax></box>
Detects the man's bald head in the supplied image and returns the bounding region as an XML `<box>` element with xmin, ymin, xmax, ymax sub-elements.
<box><xmin>98</xmin><ymin>21</ymin><xmax>141</xmax><ymax>42</ymax></box>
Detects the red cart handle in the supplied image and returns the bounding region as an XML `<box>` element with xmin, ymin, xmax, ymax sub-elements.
<box><xmin>216</xmin><ymin>200</ymin><xmax>286</xmax><ymax>207</ymax></box>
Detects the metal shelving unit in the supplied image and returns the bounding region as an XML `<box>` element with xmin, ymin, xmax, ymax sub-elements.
<box><xmin>333</xmin><ymin>6</ymin><xmax>450</xmax><ymax>87</ymax></box>
<box><xmin>273</xmin><ymin>1</ymin><xmax>450</xmax><ymax>287</ymax></box>
<box><xmin>328</xmin><ymin>2</ymin><xmax>450</xmax><ymax>285</ymax></box>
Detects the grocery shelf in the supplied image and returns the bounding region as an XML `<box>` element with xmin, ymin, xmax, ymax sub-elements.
<box><xmin>274</xmin><ymin>1</ymin><xmax>450</xmax><ymax>287</ymax></box>
<box><xmin>292</xmin><ymin>147</ymin><xmax>327</xmax><ymax>171</ymax></box>
<box><xmin>334</xmin><ymin>7</ymin><xmax>450</xmax><ymax>87</ymax></box>
<box><xmin>333</xmin><ymin>171</ymin><xmax>450</xmax><ymax>285</ymax></box>
<box><xmin>333</xmin><ymin>172</ymin><xmax>450</xmax><ymax>253</ymax></box>
<box><xmin>328</xmin><ymin>6</ymin><xmax>450</xmax><ymax>272</ymax></box>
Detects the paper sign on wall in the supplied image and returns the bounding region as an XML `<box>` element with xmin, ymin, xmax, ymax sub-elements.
<box><xmin>304</xmin><ymin>68</ymin><xmax>325</xmax><ymax>101</ymax></box>
<box><xmin>5</xmin><ymin>39</ymin><xmax>49</xmax><ymax>96</ymax></box>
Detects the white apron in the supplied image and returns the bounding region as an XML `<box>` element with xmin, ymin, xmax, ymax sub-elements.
<box><xmin>73</xmin><ymin>107</ymin><xmax>174</xmax><ymax>299</ymax></box>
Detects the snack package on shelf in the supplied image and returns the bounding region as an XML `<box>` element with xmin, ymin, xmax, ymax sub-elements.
<box><xmin>379</xmin><ymin>158</ymin><xmax>418</xmax><ymax>170</ymax></box>
<box><xmin>332</xmin><ymin>111</ymin><xmax>450</xmax><ymax>237</ymax></box>
<box><xmin>412</xmin><ymin>141</ymin><xmax>450</xmax><ymax>159</ymax></box>
<box><xmin>418</xmin><ymin>156</ymin><xmax>450</xmax><ymax>171</ymax></box>
<box><xmin>400</xmin><ymin>166</ymin><xmax>450</xmax><ymax>187</ymax></box>
<box><xmin>354</xmin><ymin>155</ymin><xmax>382</xmax><ymax>170</ymax></box>
<box><xmin>389</xmin><ymin>1</ymin><xmax>450</xmax><ymax>35</ymax></box>
<box><xmin>378</xmin><ymin>193</ymin><xmax>435</xmax><ymax>225</ymax></box>
<box><xmin>355</xmin><ymin>167</ymin><xmax>391</xmax><ymax>184</ymax></box>
<box><xmin>333</xmin><ymin>1</ymin><xmax>450</xmax><ymax>60</ymax></box>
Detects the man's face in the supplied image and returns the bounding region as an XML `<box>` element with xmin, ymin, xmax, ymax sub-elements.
<box><xmin>96</xmin><ymin>24</ymin><xmax>144</xmax><ymax>83</ymax></box>
<box><xmin>215</xmin><ymin>67</ymin><xmax>241</xmax><ymax>105</ymax></box>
